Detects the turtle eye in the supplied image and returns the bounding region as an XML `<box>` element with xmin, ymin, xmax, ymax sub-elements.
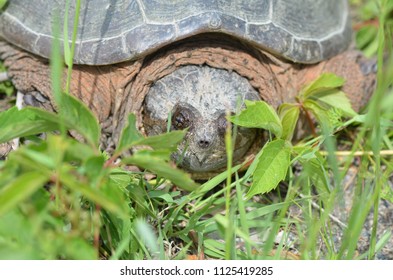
<box><xmin>171</xmin><ymin>106</ymin><xmax>193</xmax><ymax>130</ymax></box>
<box><xmin>217</xmin><ymin>113</ymin><xmax>233</xmax><ymax>135</ymax></box>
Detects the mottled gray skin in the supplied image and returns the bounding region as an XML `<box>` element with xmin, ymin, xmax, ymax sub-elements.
<box><xmin>0</xmin><ymin>0</ymin><xmax>350</xmax><ymax>65</ymax></box>
<box><xmin>144</xmin><ymin>65</ymin><xmax>260</xmax><ymax>172</ymax></box>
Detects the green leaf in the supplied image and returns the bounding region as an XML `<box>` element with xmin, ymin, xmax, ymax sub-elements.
<box><xmin>230</xmin><ymin>100</ymin><xmax>282</xmax><ymax>137</ymax></box>
<box><xmin>356</xmin><ymin>25</ymin><xmax>379</xmax><ymax>57</ymax></box>
<box><xmin>381</xmin><ymin>183</ymin><xmax>393</xmax><ymax>203</ymax></box>
<box><xmin>246</xmin><ymin>139</ymin><xmax>291</xmax><ymax>198</ymax></box>
<box><xmin>122</xmin><ymin>153</ymin><xmax>199</xmax><ymax>192</ymax></box>
<box><xmin>21</xmin><ymin>148</ymin><xmax>57</xmax><ymax>169</ymax></box>
<box><xmin>116</xmin><ymin>114</ymin><xmax>143</xmax><ymax>153</ymax></box>
<box><xmin>278</xmin><ymin>103</ymin><xmax>300</xmax><ymax>141</ymax></box>
<box><xmin>83</xmin><ymin>155</ymin><xmax>106</xmax><ymax>184</ymax></box>
<box><xmin>134</xmin><ymin>149</ymin><xmax>172</xmax><ymax>161</ymax></box>
<box><xmin>116</xmin><ymin>114</ymin><xmax>186</xmax><ymax>153</ymax></box>
<box><xmin>302</xmin><ymin>155</ymin><xmax>329</xmax><ymax>194</ymax></box>
<box><xmin>148</xmin><ymin>190</ymin><xmax>175</xmax><ymax>203</ymax></box>
<box><xmin>0</xmin><ymin>107</ymin><xmax>60</xmax><ymax>143</ymax></box>
<box><xmin>58</xmin><ymin>94</ymin><xmax>100</xmax><ymax>147</ymax></box>
<box><xmin>356</xmin><ymin>26</ymin><xmax>378</xmax><ymax>50</ymax></box>
<box><xmin>135</xmin><ymin>131</ymin><xmax>186</xmax><ymax>151</ymax></box>
<box><xmin>303</xmin><ymin>100</ymin><xmax>331</xmax><ymax>126</ymax></box>
<box><xmin>300</xmin><ymin>73</ymin><xmax>345</xmax><ymax>99</ymax></box>
<box><xmin>63</xmin><ymin>237</ymin><xmax>97</xmax><ymax>260</ymax></box>
<box><xmin>60</xmin><ymin>170</ymin><xmax>128</xmax><ymax>218</ymax></box>
<box><xmin>0</xmin><ymin>0</ymin><xmax>7</xmax><ymax>10</ymax></box>
<box><xmin>64</xmin><ymin>138</ymin><xmax>97</xmax><ymax>161</ymax></box>
<box><xmin>312</xmin><ymin>90</ymin><xmax>357</xmax><ymax>117</ymax></box>
<box><xmin>0</xmin><ymin>171</ymin><xmax>49</xmax><ymax>216</ymax></box>
<box><xmin>109</xmin><ymin>169</ymin><xmax>132</xmax><ymax>188</ymax></box>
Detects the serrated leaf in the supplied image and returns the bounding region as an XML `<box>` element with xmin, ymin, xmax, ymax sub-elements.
<box><xmin>246</xmin><ymin>139</ymin><xmax>291</xmax><ymax>198</ymax></box>
<box><xmin>303</xmin><ymin>100</ymin><xmax>331</xmax><ymax>126</ymax></box>
<box><xmin>313</xmin><ymin>90</ymin><xmax>357</xmax><ymax>117</ymax></box>
<box><xmin>279</xmin><ymin>103</ymin><xmax>300</xmax><ymax>141</ymax></box>
<box><xmin>0</xmin><ymin>171</ymin><xmax>49</xmax><ymax>216</ymax></box>
<box><xmin>109</xmin><ymin>169</ymin><xmax>132</xmax><ymax>188</ymax></box>
<box><xmin>122</xmin><ymin>154</ymin><xmax>199</xmax><ymax>192</ymax></box>
<box><xmin>0</xmin><ymin>107</ymin><xmax>60</xmax><ymax>143</ymax></box>
<box><xmin>300</xmin><ymin>73</ymin><xmax>345</xmax><ymax>99</ymax></box>
<box><xmin>58</xmin><ymin>93</ymin><xmax>100</xmax><ymax>147</ymax></box>
<box><xmin>230</xmin><ymin>100</ymin><xmax>282</xmax><ymax>137</ymax></box>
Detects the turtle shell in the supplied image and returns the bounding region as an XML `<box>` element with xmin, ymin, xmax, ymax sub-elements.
<box><xmin>0</xmin><ymin>0</ymin><xmax>350</xmax><ymax>65</ymax></box>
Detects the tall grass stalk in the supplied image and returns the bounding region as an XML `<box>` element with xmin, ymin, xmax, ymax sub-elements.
<box><xmin>50</xmin><ymin>13</ymin><xmax>66</xmax><ymax>209</ymax></box>
<box><xmin>224</xmin><ymin>115</ymin><xmax>235</xmax><ymax>259</ymax></box>
<box><xmin>64</xmin><ymin>0</ymin><xmax>81</xmax><ymax>94</ymax></box>
<box><xmin>367</xmin><ymin>0</ymin><xmax>389</xmax><ymax>259</ymax></box>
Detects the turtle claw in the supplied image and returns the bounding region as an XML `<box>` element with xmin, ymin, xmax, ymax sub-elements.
<box><xmin>23</xmin><ymin>91</ymin><xmax>49</xmax><ymax>107</ymax></box>
<box><xmin>0</xmin><ymin>137</ymin><xmax>19</xmax><ymax>159</ymax></box>
<box><xmin>16</xmin><ymin>91</ymin><xmax>24</xmax><ymax>109</ymax></box>
<box><xmin>0</xmin><ymin>142</ymin><xmax>13</xmax><ymax>160</ymax></box>
<box><xmin>0</xmin><ymin>72</ymin><xmax>8</xmax><ymax>83</ymax></box>
<box><xmin>360</xmin><ymin>59</ymin><xmax>378</xmax><ymax>75</ymax></box>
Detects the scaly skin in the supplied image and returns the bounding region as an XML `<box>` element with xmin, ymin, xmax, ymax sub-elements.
<box><xmin>0</xmin><ymin>38</ymin><xmax>376</xmax><ymax>175</ymax></box>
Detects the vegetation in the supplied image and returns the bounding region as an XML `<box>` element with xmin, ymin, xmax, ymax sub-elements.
<box><xmin>0</xmin><ymin>0</ymin><xmax>392</xmax><ymax>260</ymax></box>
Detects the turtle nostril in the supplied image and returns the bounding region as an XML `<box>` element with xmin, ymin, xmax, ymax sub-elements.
<box><xmin>198</xmin><ymin>139</ymin><xmax>210</xmax><ymax>149</ymax></box>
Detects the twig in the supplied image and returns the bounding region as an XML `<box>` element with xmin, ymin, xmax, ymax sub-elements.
<box><xmin>319</xmin><ymin>150</ymin><xmax>393</xmax><ymax>157</ymax></box>
<box><xmin>298</xmin><ymin>193</ymin><xmax>348</xmax><ymax>229</ymax></box>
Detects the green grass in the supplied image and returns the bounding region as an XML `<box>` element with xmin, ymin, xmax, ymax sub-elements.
<box><xmin>0</xmin><ymin>0</ymin><xmax>392</xmax><ymax>260</ymax></box>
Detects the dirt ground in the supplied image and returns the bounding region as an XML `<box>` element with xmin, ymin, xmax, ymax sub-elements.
<box><xmin>285</xmin><ymin>166</ymin><xmax>393</xmax><ymax>260</ymax></box>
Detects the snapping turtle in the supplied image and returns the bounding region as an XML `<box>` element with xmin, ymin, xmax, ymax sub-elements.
<box><xmin>0</xmin><ymin>0</ymin><xmax>375</xmax><ymax>176</ymax></box>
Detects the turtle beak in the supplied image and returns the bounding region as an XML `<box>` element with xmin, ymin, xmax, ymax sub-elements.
<box><xmin>193</xmin><ymin>121</ymin><xmax>218</xmax><ymax>150</ymax></box>
<box><xmin>174</xmin><ymin>120</ymin><xmax>226</xmax><ymax>172</ymax></box>
<box><xmin>187</xmin><ymin>121</ymin><xmax>223</xmax><ymax>168</ymax></box>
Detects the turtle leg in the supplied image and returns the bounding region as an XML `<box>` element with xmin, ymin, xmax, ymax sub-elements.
<box><xmin>0</xmin><ymin>40</ymin><xmax>142</xmax><ymax>151</ymax></box>
<box><xmin>296</xmin><ymin>50</ymin><xmax>376</xmax><ymax>112</ymax></box>
<box><xmin>12</xmin><ymin>91</ymin><xmax>25</xmax><ymax>149</ymax></box>
<box><xmin>0</xmin><ymin>71</ymin><xmax>15</xmax><ymax>159</ymax></box>
<box><xmin>0</xmin><ymin>91</ymin><xmax>23</xmax><ymax>159</ymax></box>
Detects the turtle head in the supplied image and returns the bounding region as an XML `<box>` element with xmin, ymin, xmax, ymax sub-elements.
<box><xmin>168</xmin><ymin>103</ymin><xmax>257</xmax><ymax>172</ymax></box>
<box><xmin>143</xmin><ymin>65</ymin><xmax>260</xmax><ymax>174</ymax></box>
